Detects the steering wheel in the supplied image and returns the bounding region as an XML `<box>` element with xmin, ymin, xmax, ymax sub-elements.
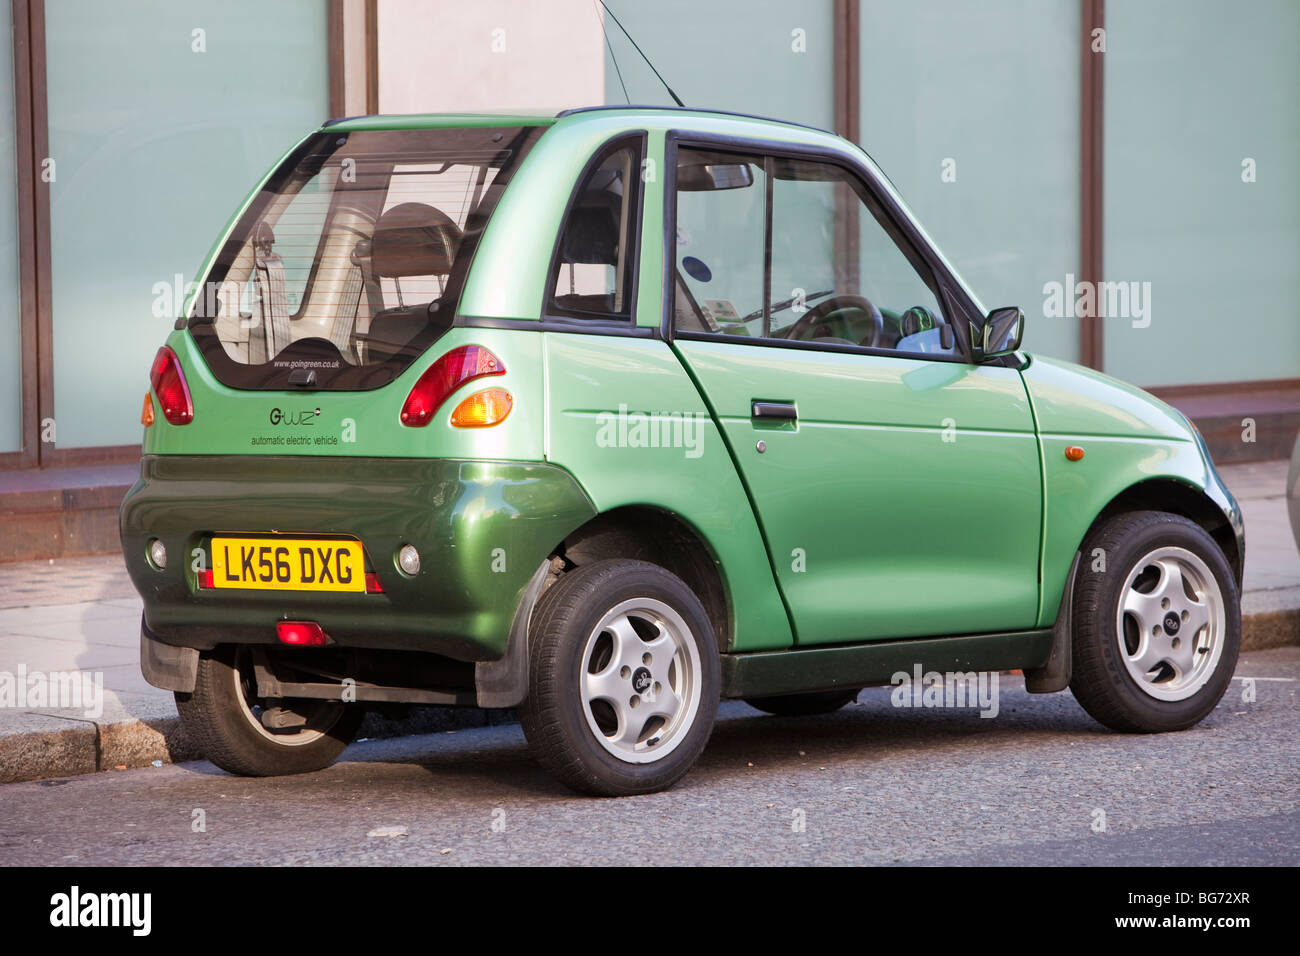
<box><xmin>781</xmin><ymin>294</ymin><xmax>884</xmax><ymax>348</ymax></box>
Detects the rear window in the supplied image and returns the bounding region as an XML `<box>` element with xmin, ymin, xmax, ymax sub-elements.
<box><xmin>189</xmin><ymin>125</ymin><xmax>544</xmax><ymax>390</ymax></box>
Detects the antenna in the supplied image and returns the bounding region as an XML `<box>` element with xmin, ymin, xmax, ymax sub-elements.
<box><xmin>594</xmin><ymin>2</ymin><xmax>630</xmax><ymax>104</ymax></box>
<box><xmin>596</xmin><ymin>1</ymin><xmax>685</xmax><ymax>108</ymax></box>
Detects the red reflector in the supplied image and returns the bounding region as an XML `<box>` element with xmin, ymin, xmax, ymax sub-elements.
<box><xmin>149</xmin><ymin>346</ymin><xmax>194</xmax><ymax>425</ymax></box>
<box><xmin>365</xmin><ymin>571</ymin><xmax>384</xmax><ymax>593</ymax></box>
<box><xmin>400</xmin><ymin>345</ymin><xmax>504</xmax><ymax>427</ymax></box>
<box><xmin>276</xmin><ymin>621</ymin><xmax>328</xmax><ymax>646</ymax></box>
<box><xmin>198</xmin><ymin>569</ymin><xmax>214</xmax><ymax>588</ymax></box>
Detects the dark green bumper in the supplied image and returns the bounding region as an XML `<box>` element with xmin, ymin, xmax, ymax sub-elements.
<box><xmin>120</xmin><ymin>456</ymin><xmax>596</xmax><ymax>661</ymax></box>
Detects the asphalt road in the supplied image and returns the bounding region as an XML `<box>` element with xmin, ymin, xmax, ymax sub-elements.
<box><xmin>2</xmin><ymin>647</ymin><xmax>1296</xmax><ymax>867</ymax></box>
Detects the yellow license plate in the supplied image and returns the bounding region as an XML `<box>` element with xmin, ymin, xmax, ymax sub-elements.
<box><xmin>211</xmin><ymin>537</ymin><xmax>366</xmax><ymax>592</ymax></box>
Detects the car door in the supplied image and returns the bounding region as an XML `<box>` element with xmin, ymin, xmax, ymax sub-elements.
<box><xmin>668</xmin><ymin>141</ymin><xmax>1042</xmax><ymax>646</ymax></box>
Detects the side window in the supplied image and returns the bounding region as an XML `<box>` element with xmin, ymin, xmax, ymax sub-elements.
<box><xmin>673</xmin><ymin>147</ymin><xmax>957</xmax><ymax>357</ymax></box>
<box><xmin>548</xmin><ymin>138</ymin><xmax>642</xmax><ymax>321</ymax></box>
<box><xmin>673</xmin><ymin>150</ymin><xmax>766</xmax><ymax>334</ymax></box>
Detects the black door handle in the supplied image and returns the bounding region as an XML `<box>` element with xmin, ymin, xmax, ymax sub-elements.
<box><xmin>751</xmin><ymin>401</ymin><xmax>797</xmax><ymax>421</ymax></box>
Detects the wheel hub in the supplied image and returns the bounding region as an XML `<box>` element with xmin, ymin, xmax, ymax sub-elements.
<box><xmin>579</xmin><ymin>598</ymin><xmax>702</xmax><ymax>764</ymax></box>
<box><xmin>1115</xmin><ymin>545</ymin><xmax>1225</xmax><ymax>702</ymax></box>
<box><xmin>631</xmin><ymin>666</ymin><xmax>653</xmax><ymax>694</ymax></box>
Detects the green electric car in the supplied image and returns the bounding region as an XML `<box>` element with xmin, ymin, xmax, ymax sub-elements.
<box><xmin>122</xmin><ymin>107</ymin><xmax>1244</xmax><ymax>796</ymax></box>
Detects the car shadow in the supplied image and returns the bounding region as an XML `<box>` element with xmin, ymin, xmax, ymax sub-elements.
<box><xmin>384</xmin><ymin>689</ymin><xmax>1113</xmax><ymax>797</ymax></box>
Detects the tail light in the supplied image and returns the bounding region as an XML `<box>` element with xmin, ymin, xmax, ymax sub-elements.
<box><xmin>149</xmin><ymin>346</ymin><xmax>194</xmax><ymax>425</ymax></box>
<box><xmin>400</xmin><ymin>345</ymin><xmax>504</xmax><ymax>427</ymax></box>
<box><xmin>450</xmin><ymin>388</ymin><xmax>513</xmax><ymax>428</ymax></box>
<box><xmin>276</xmin><ymin>621</ymin><xmax>329</xmax><ymax>646</ymax></box>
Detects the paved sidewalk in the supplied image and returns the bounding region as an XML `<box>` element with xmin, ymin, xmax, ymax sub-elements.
<box><xmin>1224</xmin><ymin>460</ymin><xmax>1300</xmax><ymax>647</ymax></box>
<box><xmin>1</xmin><ymin>461</ymin><xmax>1296</xmax><ymax>784</ymax></box>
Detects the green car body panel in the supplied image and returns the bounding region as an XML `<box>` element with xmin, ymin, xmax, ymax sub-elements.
<box><xmin>674</xmin><ymin>338</ymin><xmax>1042</xmax><ymax>645</ymax></box>
<box><xmin>1020</xmin><ymin>354</ymin><xmax>1244</xmax><ymax>628</ymax></box>
<box><xmin>122</xmin><ymin>455</ymin><xmax>595</xmax><ymax>661</ymax></box>
<box><xmin>121</xmin><ymin>106</ymin><xmax>1242</xmax><ymax>707</ymax></box>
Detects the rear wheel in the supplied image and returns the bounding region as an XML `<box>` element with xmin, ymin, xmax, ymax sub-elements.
<box><xmin>745</xmin><ymin>689</ymin><xmax>859</xmax><ymax>716</ymax></box>
<box><xmin>175</xmin><ymin>644</ymin><xmax>363</xmax><ymax>776</ymax></box>
<box><xmin>1069</xmin><ymin>511</ymin><xmax>1240</xmax><ymax>733</ymax></box>
<box><xmin>520</xmin><ymin>560</ymin><xmax>720</xmax><ymax>797</ymax></box>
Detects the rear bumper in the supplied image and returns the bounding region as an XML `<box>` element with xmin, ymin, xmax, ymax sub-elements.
<box><xmin>120</xmin><ymin>455</ymin><xmax>595</xmax><ymax>661</ymax></box>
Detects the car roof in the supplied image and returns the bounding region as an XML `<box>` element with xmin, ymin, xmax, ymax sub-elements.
<box><xmin>555</xmin><ymin>104</ymin><xmax>833</xmax><ymax>135</ymax></box>
<box><xmin>322</xmin><ymin>105</ymin><xmax>843</xmax><ymax>145</ymax></box>
<box><xmin>322</xmin><ymin>110</ymin><xmax>560</xmax><ymax>131</ymax></box>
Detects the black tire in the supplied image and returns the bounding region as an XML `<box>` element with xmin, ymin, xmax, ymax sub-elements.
<box><xmin>175</xmin><ymin>644</ymin><xmax>363</xmax><ymax>777</ymax></box>
<box><xmin>1069</xmin><ymin>510</ymin><xmax>1240</xmax><ymax>733</ymax></box>
<box><xmin>745</xmin><ymin>689</ymin><xmax>859</xmax><ymax>716</ymax></box>
<box><xmin>519</xmin><ymin>559</ymin><xmax>720</xmax><ymax>797</ymax></box>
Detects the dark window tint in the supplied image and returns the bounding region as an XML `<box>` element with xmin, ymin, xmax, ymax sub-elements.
<box><xmin>548</xmin><ymin>139</ymin><xmax>642</xmax><ymax>321</ymax></box>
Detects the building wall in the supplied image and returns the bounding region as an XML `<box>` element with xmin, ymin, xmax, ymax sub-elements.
<box><xmin>0</xmin><ymin>0</ymin><xmax>21</xmax><ymax>452</ymax></box>
<box><xmin>600</xmin><ymin>0</ymin><xmax>833</xmax><ymax>129</ymax></box>
<box><xmin>858</xmin><ymin>0</ymin><xmax>1081</xmax><ymax>365</ymax></box>
<box><xmin>1103</xmin><ymin>0</ymin><xmax>1300</xmax><ymax>387</ymax></box>
<box><xmin>2</xmin><ymin>0</ymin><xmax>1296</xmax><ymax>469</ymax></box>
<box><xmin>376</xmin><ymin>0</ymin><xmax>604</xmax><ymax>114</ymax></box>
<box><xmin>40</xmin><ymin>0</ymin><xmax>330</xmax><ymax>450</ymax></box>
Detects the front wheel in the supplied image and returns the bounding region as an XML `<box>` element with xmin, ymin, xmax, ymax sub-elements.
<box><xmin>175</xmin><ymin>644</ymin><xmax>363</xmax><ymax>776</ymax></box>
<box><xmin>519</xmin><ymin>560</ymin><xmax>720</xmax><ymax>797</ymax></box>
<box><xmin>1069</xmin><ymin>511</ymin><xmax>1240</xmax><ymax>733</ymax></box>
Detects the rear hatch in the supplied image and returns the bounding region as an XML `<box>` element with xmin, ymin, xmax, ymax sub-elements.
<box><xmin>124</xmin><ymin>121</ymin><xmax>580</xmax><ymax>655</ymax></box>
<box><xmin>146</xmin><ymin>121</ymin><xmax>549</xmax><ymax>461</ymax></box>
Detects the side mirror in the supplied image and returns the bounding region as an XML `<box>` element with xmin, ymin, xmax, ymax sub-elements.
<box><xmin>975</xmin><ymin>306</ymin><xmax>1024</xmax><ymax>360</ymax></box>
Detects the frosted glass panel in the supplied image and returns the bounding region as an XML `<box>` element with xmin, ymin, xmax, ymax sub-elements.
<box><xmin>1103</xmin><ymin>0</ymin><xmax>1300</xmax><ymax>386</ymax></box>
<box><xmin>45</xmin><ymin>0</ymin><xmax>328</xmax><ymax>448</ymax></box>
<box><xmin>601</xmin><ymin>0</ymin><xmax>834</xmax><ymax>130</ymax></box>
<box><xmin>0</xmin><ymin>0</ymin><xmax>22</xmax><ymax>452</ymax></box>
<box><xmin>859</xmin><ymin>0</ymin><xmax>1080</xmax><ymax>362</ymax></box>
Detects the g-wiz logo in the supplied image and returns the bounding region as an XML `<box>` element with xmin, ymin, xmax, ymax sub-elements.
<box><xmin>50</xmin><ymin>886</ymin><xmax>151</xmax><ymax>936</ymax></box>
<box><xmin>269</xmin><ymin>407</ymin><xmax>321</xmax><ymax>426</ymax></box>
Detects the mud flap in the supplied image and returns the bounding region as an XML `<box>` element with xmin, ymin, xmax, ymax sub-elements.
<box><xmin>1024</xmin><ymin>551</ymin><xmax>1079</xmax><ymax>694</ymax></box>
<box><xmin>474</xmin><ymin>558</ymin><xmax>555</xmax><ymax>708</ymax></box>
<box><xmin>140</xmin><ymin>619</ymin><xmax>200</xmax><ymax>693</ymax></box>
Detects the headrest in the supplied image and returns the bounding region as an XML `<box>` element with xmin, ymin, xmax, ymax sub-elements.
<box><xmin>371</xmin><ymin>202</ymin><xmax>462</xmax><ymax>277</ymax></box>
<box><xmin>558</xmin><ymin>195</ymin><xmax>622</xmax><ymax>266</ymax></box>
<box><xmin>559</xmin><ymin>166</ymin><xmax>624</xmax><ymax>266</ymax></box>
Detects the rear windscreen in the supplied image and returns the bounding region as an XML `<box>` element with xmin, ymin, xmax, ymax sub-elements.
<box><xmin>188</xmin><ymin>125</ymin><xmax>544</xmax><ymax>390</ymax></box>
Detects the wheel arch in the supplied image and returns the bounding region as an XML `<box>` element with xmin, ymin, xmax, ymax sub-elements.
<box><xmin>551</xmin><ymin>505</ymin><xmax>733</xmax><ymax>653</ymax></box>
<box><xmin>474</xmin><ymin>507</ymin><xmax>737</xmax><ymax>710</ymax></box>
<box><xmin>1082</xmin><ymin>477</ymin><xmax>1242</xmax><ymax>586</ymax></box>
<box><xmin>1028</xmin><ymin>475</ymin><xmax>1240</xmax><ymax>696</ymax></box>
